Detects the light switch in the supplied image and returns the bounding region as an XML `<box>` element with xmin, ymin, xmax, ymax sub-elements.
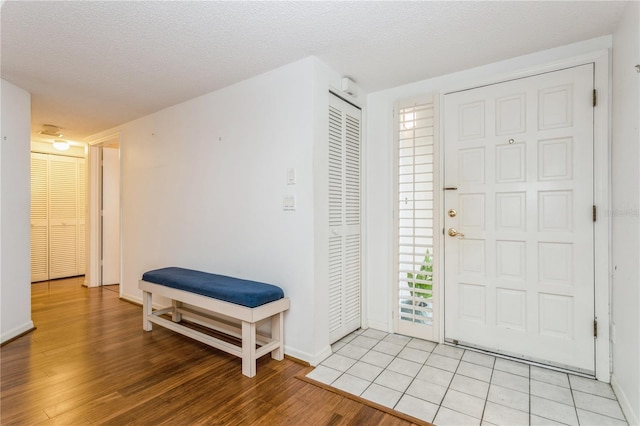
<box><xmin>283</xmin><ymin>194</ymin><xmax>296</xmax><ymax>211</ymax></box>
<box><xmin>287</xmin><ymin>168</ymin><xmax>296</xmax><ymax>185</ymax></box>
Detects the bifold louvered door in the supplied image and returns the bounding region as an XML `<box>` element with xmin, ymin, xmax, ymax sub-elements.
<box><xmin>30</xmin><ymin>153</ymin><xmax>86</xmax><ymax>282</ymax></box>
<box><xmin>30</xmin><ymin>153</ymin><xmax>50</xmax><ymax>282</ymax></box>
<box><xmin>328</xmin><ymin>94</ymin><xmax>362</xmax><ymax>343</ymax></box>
<box><xmin>49</xmin><ymin>155</ymin><xmax>79</xmax><ymax>279</ymax></box>
<box><xmin>77</xmin><ymin>158</ymin><xmax>86</xmax><ymax>275</ymax></box>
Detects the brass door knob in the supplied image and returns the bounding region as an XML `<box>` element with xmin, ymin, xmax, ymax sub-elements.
<box><xmin>448</xmin><ymin>228</ymin><xmax>465</xmax><ymax>237</ymax></box>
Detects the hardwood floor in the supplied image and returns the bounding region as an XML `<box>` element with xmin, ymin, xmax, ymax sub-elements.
<box><xmin>1</xmin><ymin>278</ymin><xmax>417</xmax><ymax>425</ymax></box>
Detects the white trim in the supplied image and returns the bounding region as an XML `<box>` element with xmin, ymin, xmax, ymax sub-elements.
<box><xmin>0</xmin><ymin>321</ymin><xmax>35</xmax><ymax>344</ymax></box>
<box><xmin>591</xmin><ymin>49</ymin><xmax>612</xmax><ymax>383</ymax></box>
<box><xmin>87</xmin><ymin>133</ymin><xmax>120</xmax><ymax>147</ymax></box>
<box><xmin>360</xmin><ymin>101</ymin><xmax>369</xmax><ymax>333</ymax></box>
<box><xmin>294</xmin><ymin>345</ymin><xmax>332</xmax><ymax>367</ymax></box>
<box><xmin>86</xmin><ymin>146</ymin><xmax>101</xmax><ymax>287</ymax></box>
<box><xmin>86</xmin><ymin>133</ymin><xmax>123</xmax><ymax>290</ymax></box>
<box><xmin>439</xmin><ymin>49</ymin><xmax>611</xmax><ymax>96</ymax></box>
<box><xmin>432</xmin><ymin>95</ymin><xmax>442</xmax><ymax>343</ymax></box>
<box><xmin>436</xmin><ymin>49</ymin><xmax>611</xmax><ymax>380</ymax></box>
<box><xmin>611</xmin><ymin>374</ymin><xmax>639</xmax><ymax>426</ymax></box>
<box><xmin>392</xmin><ymin>102</ymin><xmax>400</xmax><ymax>334</ymax></box>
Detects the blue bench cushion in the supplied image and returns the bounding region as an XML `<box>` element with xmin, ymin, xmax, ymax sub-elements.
<box><xmin>142</xmin><ymin>267</ymin><xmax>284</xmax><ymax>308</ymax></box>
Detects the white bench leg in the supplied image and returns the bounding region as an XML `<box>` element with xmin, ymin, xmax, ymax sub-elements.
<box><xmin>143</xmin><ymin>290</ymin><xmax>153</xmax><ymax>331</ymax></box>
<box><xmin>271</xmin><ymin>311</ymin><xmax>284</xmax><ymax>361</ymax></box>
<box><xmin>171</xmin><ymin>300</ymin><xmax>182</xmax><ymax>322</ymax></box>
<box><xmin>241</xmin><ymin>321</ymin><xmax>257</xmax><ymax>378</ymax></box>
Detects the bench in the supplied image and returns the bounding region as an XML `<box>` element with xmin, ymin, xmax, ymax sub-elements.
<box><xmin>139</xmin><ymin>267</ymin><xmax>290</xmax><ymax>377</ymax></box>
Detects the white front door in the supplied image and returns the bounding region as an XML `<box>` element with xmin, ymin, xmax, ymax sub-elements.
<box><xmin>443</xmin><ymin>64</ymin><xmax>595</xmax><ymax>374</ymax></box>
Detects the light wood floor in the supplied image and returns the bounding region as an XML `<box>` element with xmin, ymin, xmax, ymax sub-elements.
<box><xmin>1</xmin><ymin>277</ymin><xmax>417</xmax><ymax>425</ymax></box>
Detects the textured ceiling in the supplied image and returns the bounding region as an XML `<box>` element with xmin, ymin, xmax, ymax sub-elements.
<box><xmin>0</xmin><ymin>1</ymin><xmax>628</xmax><ymax>142</ymax></box>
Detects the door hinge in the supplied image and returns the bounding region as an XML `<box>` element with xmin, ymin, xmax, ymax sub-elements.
<box><xmin>594</xmin><ymin>319</ymin><xmax>598</xmax><ymax>338</ymax></box>
<box><xmin>593</xmin><ymin>205</ymin><xmax>597</xmax><ymax>222</ymax></box>
<box><xmin>593</xmin><ymin>89</ymin><xmax>597</xmax><ymax>107</ymax></box>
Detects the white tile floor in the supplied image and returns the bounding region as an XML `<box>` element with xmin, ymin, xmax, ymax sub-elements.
<box><xmin>306</xmin><ymin>329</ymin><xmax>628</xmax><ymax>426</ymax></box>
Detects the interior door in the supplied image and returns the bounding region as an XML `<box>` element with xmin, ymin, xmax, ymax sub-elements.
<box><xmin>30</xmin><ymin>153</ymin><xmax>49</xmax><ymax>282</ymax></box>
<box><xmin>443</xmin><ymin>64</ymin><xmax>595</xmax><ymax>374</ymax></box>
<box><xmin>328</xmin><ymin>93</ymin><xmax>362</xmax><ymax>343</ymax></box>
<box><xmin>49</xmin><ymin>155</ymin><xmax>79</xmax><ymax>279</ymax></box>
<box><xmin>101</xmin><ymin>147</ymin><xmax>120</xmax><ymax>285</ymax></box>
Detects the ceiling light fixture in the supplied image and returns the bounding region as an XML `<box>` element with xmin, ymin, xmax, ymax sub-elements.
<box><xmin>53</xmin><ymin>140</ymin><xmax>70</xmax><ymax>151</ymax></box>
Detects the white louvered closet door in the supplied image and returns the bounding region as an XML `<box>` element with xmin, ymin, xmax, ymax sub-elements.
<box><xmin>49</xmin><ymin>155</ymin><xmax>79</xmax><ymax>279</ymax></box>
<box><xmin>328</xmin><ymin>94</ymin><xmax>362</xmax><ymax>343</ymax></box>
<box><xmin>31</xmin><ymin>153</ymin><xmax>49</xmax><ymax>282</ymax></box>
<box><xmin>31</xmin><ymin>153</ymin><xmax>86</xmax><ymax>282</ymax></box>
<box><xmin>77</xmin><ymin>158</ymin><xmax>86</xmax><ymax>275</ymax></box>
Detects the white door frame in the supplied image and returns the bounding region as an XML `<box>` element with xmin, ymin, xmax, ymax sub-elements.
<box><xmin>86</xmin><ymin>133</ymin><xmax>122</xmax><ymax>293</ymax></box>
<box><xmin>437</xmin><ymin>50</ymin><xmax>611</xmax><ymax>382</ymax></box>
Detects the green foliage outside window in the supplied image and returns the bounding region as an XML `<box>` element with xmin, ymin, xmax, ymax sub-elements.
<box><xmin>407</xmin><ymin>249</ymin><xmax>433</xmax><ymax>299</ymax></box>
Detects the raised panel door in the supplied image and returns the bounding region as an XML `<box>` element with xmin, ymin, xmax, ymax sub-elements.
<box><xmin>443</xmin><ymin>64</ymin><xmax>595</xmax><ymax>373</ymax></box>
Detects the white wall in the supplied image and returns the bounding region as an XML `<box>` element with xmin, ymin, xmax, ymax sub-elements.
<box><xmin>88</xmin><ymin>57</ymin><xmax>350</xmax><ymax>364</ymax></box>
<box><xmin>0</xmin><ymin>79</ymin><xmax>34</xmax><ymax>343</ymax></box>
<box><xmin>611</xmin><ymin>1</ymin><xmax>640</xmax><ymax>423</ymax></box>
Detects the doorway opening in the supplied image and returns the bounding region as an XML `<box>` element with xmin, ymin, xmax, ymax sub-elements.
<box><xmin>29</xmin><ymin>141</ymin><xmax>87</xmax><ymax>284</ymax></box>
<box><xmin>100</xmin><ymin>144</ymin><xmax>120</xmax><ymax>287</ymax></box>
<box><xmin>87</xmin><ymin>134</ymin><xmax>121</xmax><ymax>291</ymax></box>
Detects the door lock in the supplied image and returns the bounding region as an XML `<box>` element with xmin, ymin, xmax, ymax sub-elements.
<box><xmin>448</xmin><ymin>209</ymin><xmax>457</xmax><ymax>218</ymax></box>
<box><xmin>447</xmin><ymin>228</ymin><xmax>465</xmax><ymax>238</ymax></box>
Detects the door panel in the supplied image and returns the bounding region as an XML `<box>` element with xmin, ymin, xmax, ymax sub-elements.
<box><xmin>31</xmin><ymin>153</ymin><xmax>86</xmax><ymax>282</ymax></box>
<box><xmin>101</xmin><ymin>147</ymin><xmax>120</xmax><ymax>285</ymax></box>
<box><xmin>328</xmin><ymin>94</ymin><xmax>362</xmax><ymax>343</ymax></box>
<box><xmin>443</xmin><ymin>64</ymin><xmax>595</xmax><ymax>373</ymax></box>
<box><xmin>31</xmin><ymin>153</ymin><xmax>49</xmax><ymax>282</ymax></box>
<box><xmin>49</xmin><ymin>155</ymin><xmax>79</xmax><ymax>279</ymax></box>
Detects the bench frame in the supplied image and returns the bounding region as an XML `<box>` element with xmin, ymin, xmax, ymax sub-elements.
<box><xmin>139</xmin><ymin>279</ymin><xmax>290</xmax><ymax>377</ymax></box>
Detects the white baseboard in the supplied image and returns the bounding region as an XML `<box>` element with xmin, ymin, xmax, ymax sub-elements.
<box><xmin>285</xmin><ymin>344</ymin><xmax>332</xmax><ymax>367</ymax></box>
<box><xmin>121</xmin><ymin>293</ymin><xmax>143</xmax><ymax>305</ymax></box>
<box><xmin>611</xmin><ymin>373</ymin><xmax>639</xmax><ymax>426</ymax></box>
<box><xmin>1</xmin><ymin>321</ymin><xmax>35</xmax><ymax>344</ymax></box>
<box><xmin>366</xmin><ymin>319</ymin><xmax>392</xmax><ymax>333</ymax></box>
